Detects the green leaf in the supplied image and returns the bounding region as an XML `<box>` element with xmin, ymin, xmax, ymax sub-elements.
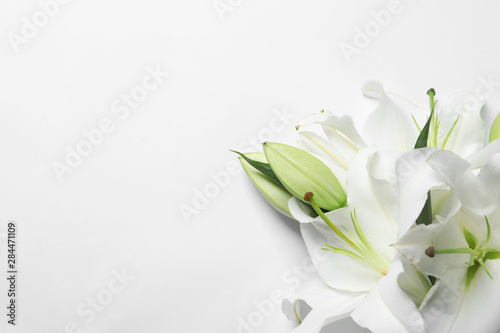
<box><xmin>489</xmin><ymin>111</ymin><xmax>500</xmax><ymax>143</ymax></box>
<box><xmin>484</xmin><ymin>251</ymin><xmax>500</xmax><ymax>261</ymax></box>
<box><xmin>231</xmin><ymin>150</ymin><xmax>281</xmax><ymax>185</ymax></box>
<box><xmin>414</xmin><ymin>109</ymin><xmax>434</xmax><ymax>149</ymax></box>
<box><xmin>238</xmin><ymin>152</ymin><xmax>294</xmax><ymax>219</ymax></box>
<box><xmin>415</xmin><ymin>192</ymin><xmax>432</xmax><ymax>226</ymax></box>
<box><xmin>465</xmin><ymin>262</ymin><xmax>481</xmax><ymax>289</ymax></box>
<box><xmin>463</xmin><ymin>228</ymin><xmax>478</xmax><ymax>250</ymax></box>
<box><xmin>263</xmin><ymin>142</ymin><xmax>346</xmax><ymax>211</ymax></box>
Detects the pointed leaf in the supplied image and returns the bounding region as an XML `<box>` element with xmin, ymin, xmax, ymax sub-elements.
<box><xmin>231</xmin><ymin>150</ymin><xmax>281</xmax><ymax>185</ymax></box>
<box><xmin>238</xmin><ymin>152</ymin><xmax>293</xmax><ymax>218</ymax></box>
<box><xmin>463</xmin><ymin>228</ymin><xmax>477</xmax><ymax>250</ymax></box>
<box><xmin>415</xmin><ymin>193</ymin><xmax>433</xmax><ymax>226</ymax></box>
<box><xmin>484</xmin><ymin>251</ymin><xmax>500</xmax><ymax>261</ymax></box>
<box><xmin>414</xmin><ymin>109</ymin><xmax>434</xmax><ymax>149</ymax></box>
<box><xmin>465</xmin><ymin>262</ymin><xmax>481</xmax><ymax>289</ymax></box>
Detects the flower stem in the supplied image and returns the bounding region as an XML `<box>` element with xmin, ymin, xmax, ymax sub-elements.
<box><xmin>427</xmin><ymin>88</ymin><xmax>438</xmax><ymax>148</ymax></box>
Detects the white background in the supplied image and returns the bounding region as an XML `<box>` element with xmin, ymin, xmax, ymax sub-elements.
<box><xmin>1</xmin><ymin>1</ymin><xmax>500</xmax><ymax>332</ymax></box>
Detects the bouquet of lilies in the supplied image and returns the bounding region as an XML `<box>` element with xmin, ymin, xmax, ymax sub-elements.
<box><xmin>234</xmin><ymin>81</ymin><xmax>500</xmax><ymax>333</ymax></box>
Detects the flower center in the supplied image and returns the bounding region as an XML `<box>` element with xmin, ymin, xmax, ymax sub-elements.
<box><xmin>425</xmin><ymin>216</ymin><xmax>500</xmax><ymax>287</ymax></box>
<box><xmin>304</xmin><ymin>192</ymin><xmax>390</xmax><ymax>275</ymax></box>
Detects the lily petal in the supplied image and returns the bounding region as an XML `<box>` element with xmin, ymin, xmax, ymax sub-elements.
<box><xmin>299</xmin><ymin>131</ymin><xmax>351</xmax><ymax>171</ymax></box>
<box><xmin>351</xmin><ymin>258</ymin><xmax>425</xmax><ymax>333</ymax></box>
<box><xmin>427</xmin><ymin>150</ymin><xmax>493</xmax><ymax>215</ymax></box>
<box><xmin>288</xmin><ymin>197</ymin><xmax>316</xmax><ymax>223</ymax></box>
<box><xmin>420</xmin><ymin>260</ymin><xmax>500</xmax><ymax>333</ymax></box>
<box><xmin>394</xmin><ymin>223</ymin><xmax>444</xmax><ymax>278</ymax></box>
<box><xmin>395</xmin><ymin>148</ymin><xmax>461</xmax><ymax>236</ymax></box>
<box><xmin>465</xmin><ymin>139</ymin><xmax>500</xmax><ymax>170</ymax></box>
<box><xmin>282</xmin><ymin>272</ymin><xmax>364</xmax><ymax>333</ymax></box>
<box><xmin>362</xmin><ymin>81</ymin><xmax>420</xmax><ymax>152</ymax></box>
<box><xmin>435</xmin><ymin>91</ymin><xmax>485</xmax><ymax>157</ymax></box>
<box><xmin>478</xmin><ymin>152</ymin><xmax>500</xmax><ymax>208</ymax></box>
<box><xmin>426</xmin><ymin>150</ymin><xmax>471</xmax><ymax>185</ymax></box>
<box><xmin>348</xmin><ymin>147</ymin><xmax>400</xmax><ymax>231</ymax></box>
<box><xmin>296</xmin><ymin>112</ymin><xmax>366</xmax><ymax>149</ymax></box>
<box><xmin>430</xmin><ymin>188</ymin><xmax>461</xmax><ymax>222</ymax></box>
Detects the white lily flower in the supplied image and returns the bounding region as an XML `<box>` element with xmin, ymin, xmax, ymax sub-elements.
<box><xmin>362</xmin><ymin>81</ymin><xmax>487</xmax><ymax>157</ymax></box>
<box><xmin>286</xmin><ymin>81</ymin><xmax>495</xmax><ymax>225</ymax></box>
<box><xmin>295</xmin><ymin>81</ymin><xmax>488</xmax><ymax>173</ymax></box>
<box><xmin>395</xmin><ymin>151</ymin><xmax>500</xmax><ymax>332</ymax></box>
<box><xmin>283</xmin><ymin>147</ymin><xmax>429</xmax><ymax>333</ymax></box>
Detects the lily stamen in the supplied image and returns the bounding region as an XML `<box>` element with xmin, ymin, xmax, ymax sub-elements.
<box><xmin>424</xmin><ymin>216</ymin><xmax>500</xmax><ymax>282</ymax></box>
<box><xmin>304</xmin><ymin>192</ymin><xmax>390</xmax><ymax>275</ymax></box>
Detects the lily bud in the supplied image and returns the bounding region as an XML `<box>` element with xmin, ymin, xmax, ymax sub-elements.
<box><xmin>263</xmin><ymin>142</ymin><xmax>346</xmax><ymax>211</ymax></box>
<box><xmin>489</xmin><ymin>111</ymin><xmax>500</xmax><ymax>143</ymax></box>
<box><xmin>238</xmin><ymin>152</ymin><xmax>294</xmax><ymax>219</ymax></box>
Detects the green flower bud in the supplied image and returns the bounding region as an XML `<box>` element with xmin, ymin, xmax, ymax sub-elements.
<box><xmin>238</xmin><ymin>152</ymin><xmax>294</xmax><ymax>218</ymax></box>
<box><xmin>263</xmin><ymin>142</ymin><xmax>346</xmax><ymax>211</ymax></box>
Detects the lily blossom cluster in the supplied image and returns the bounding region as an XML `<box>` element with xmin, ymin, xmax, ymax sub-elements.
<box><xmin>234</xmin><ymin>81</ymin><xmax>500</xmax><ymax>332</ymax></box>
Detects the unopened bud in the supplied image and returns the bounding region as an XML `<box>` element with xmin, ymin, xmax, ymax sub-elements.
<box><xmin>263</xmin><ymin>142</ymin><xmax>346</xmax><ymax>211</ymax></box>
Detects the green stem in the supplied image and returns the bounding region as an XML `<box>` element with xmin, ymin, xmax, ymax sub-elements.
<box><xmin>434</xmin><ymin>248</ymin><xmax>480</xmax><ymax>256</ymax></box>
<box><xmin>427</xmin><ymin>89</ymin><xmax>438</xmax><ymax>147</ymax></box>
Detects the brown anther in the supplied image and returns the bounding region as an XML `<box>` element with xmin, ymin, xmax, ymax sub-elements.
<box><xmin>425</xmin><ymin>246</ymin><xmax>435</xmax><ymax>258</ymax></box>
<box><xmin>304</xmin><ymin>192</ymin><xmax>314</xmax><ymax>202</ymax></box>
